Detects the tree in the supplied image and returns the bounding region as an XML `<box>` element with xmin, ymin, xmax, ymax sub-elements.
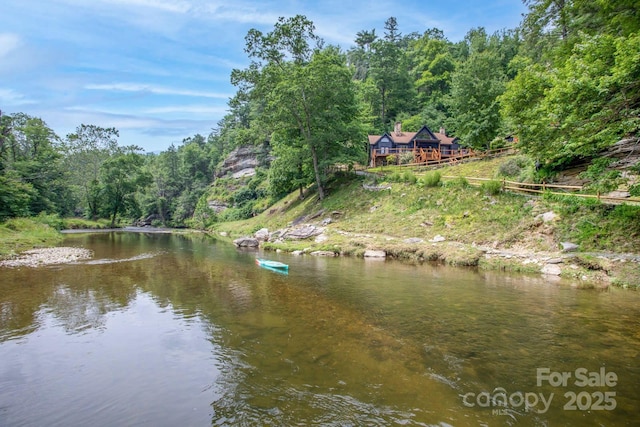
<box><xmin>1</xmin><ymin>113</ymin><xmax>69</xmax><ymax>215</ymax></box>
<box><xmin>63</xmin><ymin>125</ymin><xmax>119</xmax><ymax>218</ymax></box>
<box><xmin>448</xmin><ymin>30</ymin><xmax>507</xmax><ymax>149</ymax></box>
<box><xmin>232</xmin><ymin>16</ymin><xmax>364</xmax><ymax>200</ymax></box>
<box><xmin>100</xmin><ymin>147</ymin><xmax>151</xmax><ymax>227</ymax></box>
<box><xmin>355</xmin><ymin>29</ymin><xmax>377</xmax><ymax>51</ymax></box>
<box><xmin>406</xmin><ymin>29</ymin><xmax>457</xmax><ymax>129</ymax></box>
<box><xmin>501</xmin><ymin>33</ymin><xmax>640</xmax><ymax>166</ymax></box>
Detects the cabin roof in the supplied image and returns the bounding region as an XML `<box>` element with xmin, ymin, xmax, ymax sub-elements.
<box><xmin>368</xmin><ymin>125</ymin><xmax>458</xmax><ymax>146</ymax></box>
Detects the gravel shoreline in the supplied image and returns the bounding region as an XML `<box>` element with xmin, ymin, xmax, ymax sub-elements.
<box><xmin>0</xmin><ymin>247</ymin><xmax>94</xmax><ymax>268</ymax></box>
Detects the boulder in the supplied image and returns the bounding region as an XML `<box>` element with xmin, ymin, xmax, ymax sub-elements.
<box><xmin>429</xmin><ymin>235</ymin><xmax>446</xmax><ymax>243</ymax></box>
<box><xmin>254</xmin><ymin>228</ymin><xmax>270</xmax><ymax>242</ymax></box>
<box><xmin>560</xmin><ymin>242</ymin><xmax>579</xmax><ymax>252</ymax></box>
<box><xmin>233</xmin><ymin>237</ymin><xmax>259</xmax><ymax>248</ymax></box>
<box><xmin>541</xmin><ymin>264</ymin><xmax>562</xmax><ymax>276</ymax></box>
<box><xmin>364</xmin><ymin>250</ymin><xmax>386</xmax><ymax>258</ymax></box>
<box><xmin>404</xmin><ymin>238</ymin><xmax>424</xmax><ymax>244</ymax></box>
<box><xmin>536</xmin><ymin>211</ymin><xmax>558</xmax><ymax>223</ymax></box>
<box><xmin>283</xmin><ymin>225</ymin><xmax>324</xmax><ymax>240</ymax></box>
<box><xmin>315</xmin><ymin>234</ymin><xmax>328</xmax><ymax>243</ymax></box>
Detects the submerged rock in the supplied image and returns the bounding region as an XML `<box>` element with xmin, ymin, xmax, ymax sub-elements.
<box><xmin>233</xmin><ymin>237</ymin><xmax>259</xmax><ymax>248</ymax></box>
<box><xmin>364</xmin><ymin>250</ymin><xmax>386</xmax><ymax>258</ymax></box>
<box><xmin>310</xmin><ymin>251</ymin><xmax>336</xmax><ymax>257</ymax></box>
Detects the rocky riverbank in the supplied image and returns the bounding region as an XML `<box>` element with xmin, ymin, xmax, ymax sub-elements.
<box><xmin>227</xmin><ymin>221</ymin><xmax>640</xmax><ymax>288</ymax></box>
<box><xmin>0</xmin><ymin>247</ymin><xmax>94</xmax><ymax>268</ymax></box>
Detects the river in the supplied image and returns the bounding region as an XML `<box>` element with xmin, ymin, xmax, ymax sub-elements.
<box><xmin>1</xmin><ymin>231</ymin><xmax>639</xmax><ymax>426</ymax></box>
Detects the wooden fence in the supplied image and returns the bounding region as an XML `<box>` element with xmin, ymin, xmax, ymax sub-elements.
<box><xmin>394</xmin><ymin>146</ymin><xmax>516</xmax><ymax>169</ymax></box>
<box><xmin>441</xmin><ymin>175</ymin><xmax>640</xmax><ymax>205</ymax></box>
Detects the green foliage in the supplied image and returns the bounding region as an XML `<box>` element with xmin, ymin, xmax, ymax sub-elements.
<box><xmin>502</xmin><ymin>32</ymin><xmax>640</xmax><ymax>167</ymax></box>
<box><xmin>402</xmin><ymin>170</ymin><xmax>417</xmax><ymax>184</ymax></box>
<box><xmin>419</xmin><ymin>171</ymin><xmax>441</xmax><ymax>187</ymax></box>
<box><xmin>498</xmin><ymin>155</ymin><xmax>535</xmax><ymax>180</ymax></box>
<box><xmin>100</xmin><ymin>148</ymin><xmax>151</xmax><ymax>227</ymax></box>
<box><xmin>447</xmin><ymin>28</ymin><xmax>515</xmax><ymax>149</ymax></box>
<box><xmin>0</xmin><ymin>218</ymin><xmax>63</xmax><ymax>257</ymax></box>
<box><xmin>398</xmin><ymin>151</ymin><xmax>415</xmax><ymax>165</ymax></box>
<box><xmin>232</xmin><ymin>16</ymin><xmax>365</xmax><ymax>201</ymax></box>
<box><xmin>481</xmin><ymin>180</ymin><xmax>503</xmax><ymax>196</ymax></box>
<box><xmin>386</xmin><ymin>154</ymin><xmax>397</xmax><ymax>165</ymax></box>
<box><xmin>189</xmin><ymin>194</ymin><xmax>217</xmax><ymax>230</ymax></box>
<box><xmin>0</xmin><ymin>172</ymin><xmax>34</xmax><ymax>220</ymax></box>
<box><xmin>579</xmin><ymin>158</ymin><xmax>624</xmax><ymax>194</ymax></box>
<box><xmin>445</xmin><ymin>177</ymin><xmax>469</xmax><ymax>188</ymax></box>
<box><xmin>388</xmin><ymin>171</ymin><xmax>402</xmax><ymax>182</ymax></box>
<box><xmin>33</xmin><ymin>212</ymin><xmax>65</xmax><ymax>230</ymax></box>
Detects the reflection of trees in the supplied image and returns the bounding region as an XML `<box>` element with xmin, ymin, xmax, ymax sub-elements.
<box><xmin>0</xmin><ymin>250</ymin><xmax>144</xmax><ymax>341</ymax></box>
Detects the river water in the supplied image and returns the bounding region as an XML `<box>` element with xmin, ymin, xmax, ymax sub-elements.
<box><xmin>1</xmin><ymin>231</ymin><xmax>639</xmax><ymax>426</ymax></box>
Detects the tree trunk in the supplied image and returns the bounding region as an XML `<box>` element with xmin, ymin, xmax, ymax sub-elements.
<box><xmin>310</xmin><ymin>145</ymin><xmax>325</xmax><ymax>200</ymax></box>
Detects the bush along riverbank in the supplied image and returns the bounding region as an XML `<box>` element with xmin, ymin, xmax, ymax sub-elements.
<box><xmin>210</xmin><ymin>167</ymin><xmax>640</xmax><ymax>289</ymax></box>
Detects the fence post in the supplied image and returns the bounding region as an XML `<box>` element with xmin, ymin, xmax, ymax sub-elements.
<box><xmin>502</xmin><ymin>177</ymin><xmax>506</xmax><ymax>191</ymax></box>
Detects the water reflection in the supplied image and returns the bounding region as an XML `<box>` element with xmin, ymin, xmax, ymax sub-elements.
<box><xmin>0</xmin><ymin>232</ymin><xmax>639</xmax><ymax>426</ymax></box>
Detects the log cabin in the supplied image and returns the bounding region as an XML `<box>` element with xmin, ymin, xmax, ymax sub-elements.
<box><xmin>368</xmin><ymin>122</ymin><xmax>467</xmax><ymax>167</ymax></box>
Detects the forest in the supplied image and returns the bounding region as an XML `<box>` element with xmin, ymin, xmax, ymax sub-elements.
<box><xmin>1</xmin><ymin>0</ymin><xmax>638</xmax><ymax>228</ymax></box>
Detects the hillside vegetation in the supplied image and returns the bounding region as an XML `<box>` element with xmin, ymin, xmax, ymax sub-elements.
<box><xmin>212</xmin><ymin>155</ymin><xmax>640</xmax><ymax>288</ymax></box>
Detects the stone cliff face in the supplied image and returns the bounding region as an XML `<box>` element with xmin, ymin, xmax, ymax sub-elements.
<box><xmin>216</xmin><ymin>145</ymin><xmax>260</xmax><ymax>178</ymax></box>
<box><xmin>207</xmin><ymin>144</ymin><xmax>271</xmax><ymax>215</ymax></box>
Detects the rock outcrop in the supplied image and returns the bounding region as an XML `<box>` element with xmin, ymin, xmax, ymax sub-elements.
<box><xmin>216</xmin><ymin>145</ymin><xmax>260</xmax><ymax>178</ymax></box>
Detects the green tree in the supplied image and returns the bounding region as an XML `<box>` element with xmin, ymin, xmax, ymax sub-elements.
<box><xmin>63</xmin><ymin>125</ymin><xmax>119</xmax><ymax>218</ymax></box>
<box><xmin>100</xmin><ymin>147</ymin><xmax>151</xmax><ymax>227</ymax></box>
<box><xmin>1</xmin><ymin>113</ymin><xmax>69</xmax><ymax>215</ymax></box>
<box><xmin>232</xmin><ymin>16</ymin><xmax>364</xmax><ymax>200</ymax></box>
<box><xmin>502</xmin><ymin>33</ymin><xmax>640</xmax><ymax>167</ymax></box>
<box><xmin>447</xmin><ymin>30</ymin><xmax>507</xmax><ymax>149</ymax></box>
<box><xmin>368</xmin><ymin>17</ymin><xmax>415</xmax><ymax>129</ymax></box>
<box><xmin>267</xmin><ymin>133</ymin><xmax>312</xmax><ymax>199</ymax></box>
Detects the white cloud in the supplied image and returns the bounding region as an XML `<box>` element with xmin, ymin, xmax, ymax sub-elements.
<box><xmin>97</xmin><ymin>0</ymin><xmax>192</xmax><ymax>14</ymax></box>
<box><xmin>0</xmin><ymin>33</ymin><xmax>21</xmax><ymax>58</ymax></box>
<box><xmin>85</xmin><ymin>83</ymin><xmax>232</xmax><ymax>99</ymax></box>
<box><xmin>0</xmin><ymin>88</ymin><xmax>36</xmax><ymax>106</ymax></box>
<box><xmin>143</xmin><ymin>105</ymin><xmax>228</xmax><ymax>115</ymax></box>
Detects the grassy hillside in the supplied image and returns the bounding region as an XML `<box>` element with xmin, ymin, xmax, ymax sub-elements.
<box><xmin>212</xmin><ymin>155</ymin><xmax>640</xmax><ymax>287</ymax></box>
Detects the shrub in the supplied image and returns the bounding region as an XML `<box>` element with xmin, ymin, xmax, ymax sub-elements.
<box><xmin>482</xmin><ymin>180</ymin><xmax>503</xmax><ymax>195</ymax></box>
<box><xmin>445</xmin><ymin>177</ymin><xmax>469</xmax><ymax>188</ymax></box>
<box><xmin>386</xmin><ymin>154</ymin><xmax>397</xmax><ymax>165</ymax></box>
<box><xmin>498</xmin><ymin>155</ymin><xmax>533</xmax><ymax>178</ymax></box>
<box><xmin>579</xmin><ymin>158</ymin><xmax>624</xmax><ymax>194</ymax></box>
<box><xmin>402</xmin><ymin>171</ymin><xmax>417</xmax><ymax>184</ymax></box>
<box><xmin>389</xmin><ymin>172</ymin><xmax>402</xmax><ymax>182</ymax></box>
<box><xmin>33</xmin><ymin>213</ymin><xmax>65</xmax><ymax>230</ymax></box>
<box><xmin>420</xmin><ymin>171</ymin><xmax>441</xmax><ymax>187</ymax></box>
<box><xmin>399</xmin><ymin>151</ymin><xmax>415</xmax><ymax>165</ymax></box>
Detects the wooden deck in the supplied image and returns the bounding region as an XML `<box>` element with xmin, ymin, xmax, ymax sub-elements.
<box><xmin>370</xmin><ymin>147</ymin><xmax>476</xmax><ymax>167</ymax></box>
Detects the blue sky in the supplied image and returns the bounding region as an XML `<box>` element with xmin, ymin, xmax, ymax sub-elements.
<box><xmin>0</xmin><ymin>0</ymin><xmax>527</xmax><ymax>153</ymax></box>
